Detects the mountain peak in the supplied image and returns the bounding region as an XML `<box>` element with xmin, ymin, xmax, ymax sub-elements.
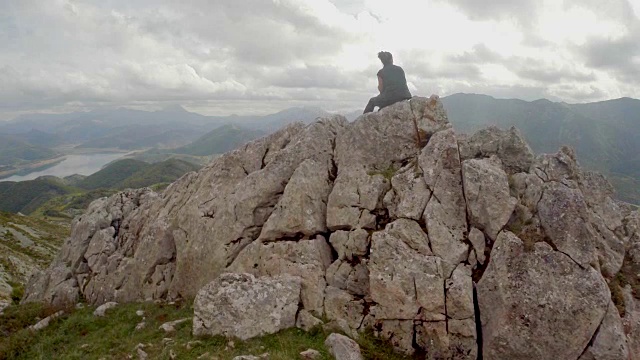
<box><xmin>23</xmin><ymin>96</ymin><xmax>640</xmax><ymax>358</ymax></box>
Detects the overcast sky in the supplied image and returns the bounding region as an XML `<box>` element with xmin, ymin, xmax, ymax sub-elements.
<box><xmin>1</xmin><ymin>0</ymin><xmax>639</xmax><ymax>120</ymax></box>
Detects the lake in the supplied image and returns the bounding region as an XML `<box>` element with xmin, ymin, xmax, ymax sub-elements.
<box><xmin>0</xmin><ymin>153</ymin><xmax>127</xmax><ymax>182</ymax></box>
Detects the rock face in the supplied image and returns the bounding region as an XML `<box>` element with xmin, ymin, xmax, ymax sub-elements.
<box><xmin>478</xmin><ymin>232</ymin><xmax>609</xmax><ymax>360</ymax></box>
<box><xmin>24</xmin><ymin>96</ymin><xmax>639</xmax><ymax>358</ymax></box>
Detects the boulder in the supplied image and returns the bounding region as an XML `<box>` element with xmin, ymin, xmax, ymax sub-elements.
<box><xmin>93</xmin><ymin>302</ymin><xmax>118</xmax><ymax>317</ymax></box>
<box><xmin>478</xmin><ymin>231</ymin><xmax>610</xmax><ymax>360</ymax></box>
<box><xmin>462</xmin><ymin>156</ymin><xmax>517</xmax><ymax>241</ymax></box>
<box><xmin>193</xmin><ymin>273</ymin><xmax>301</xmax><ymax>340</ymax></box>
<box><xmin>324</xmin><ymin>333</ymin><xmax>363</xmax><ymax>360</ymax></box>
<box><xmin>369</xmin><ymin>220</ymin><xmax>445</xmax><ymax>321</ymax></box>
<box><xmin>538</xmin><ymin>182</ymin><xmax>597</xmax><ymax>268</ymax></box>
<box><xmin>258</xmin><ymin>158</ymin><xmax>332</xmax><ymax>241</ymax></box>
<box><xmin>419</xmin><ymin>129</ymin><xmax>469</xmax><ymax>276</ymax></box>
<box><xmin>458</xmin><ymin>126</ymin><xmax>534</xmax><ymax>174</ymax></box>
<box><xmin>578</xmin><ymin>300</ymin><xmax>629</xmax><ymax>360</ymax></box>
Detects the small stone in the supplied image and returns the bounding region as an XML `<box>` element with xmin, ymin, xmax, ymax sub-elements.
<box><xmin>197</xmin><ymin>353</ymin><xmax>211</xmax><ymax>359</ymax></box>
<box><xmin>136</xmin><ymin>310</ymin><xmax>145</xmax><ymax>317</ymax></box>
<box><xmin>227</xmin><ymin>340</ymin><xmax>235</xmax><ymax>349</ymax></box>
<box><xmin>162</xmin><ymin>338</ymin><xmax>174</xmax><ymax>346</ymax></box>
<box><xmin>136</xmin><ymin>345</ymin><xmax>147</xmax><ymax>360</ymax></box>
<box><xmin>186</xmin><ymin>340</ymin><xmax>203</xmax><ymax>350</ymax></box>
<box><xmin>159</xmin><ymin>317</ymin><xmax>190</xmax><ymax>333</ymax></box>
<box><xmin>93</xmin><ymin>302</ymin><xmax>118</xmax><ymax>317</ymax></box>
<box><xmin>325</xmin><ymin>333</ymin><xmax>363</xmax><ymax>360</ymax></box>
<box><xmin>232</xmin><ymin>354</ymin><xmax>269</xmax><ymax>360</ymax></box>
<box><xmin>31</xmin><ymin>310</ymin><xmax>64</xmax><ymax>331</ymax></box>
<box><xmin>296</xmin><ymin>310</ymin><xmax>324</xmax><ymax>332</ymax></box>
<box><xmin>169</xmin><ymin>349</ymin><xmax>177</xmax><ymax>360</ymax></box>
<box><xmin>135</xmin><ymin>321</ymin><xmax>146</xmax><ymax>331</ymax></box>
<box><xmin>300</xmin><ymin>348</ymin><xmax>322</xmax><ymax>359</ymax></box>
<box><xmin>80</xmin><ymin>344</ymin><xmax>90</xmax><ymax>349</ymax></box>
<box><xmin>75</xmin><ymin>303</ymin><xmax>85</xmax><ymax>309</ymax></box>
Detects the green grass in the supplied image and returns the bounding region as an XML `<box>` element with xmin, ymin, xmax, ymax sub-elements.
<box><xmin>0</xmin><ymin>301</ymin><xmax>414</xmax><ymax>360</ymax></box>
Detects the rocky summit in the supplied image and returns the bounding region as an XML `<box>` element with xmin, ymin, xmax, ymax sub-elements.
<box><xmin>22</xmin><ymin>96</ymin><xmax>640</xmax><ymax>359</ymax></box>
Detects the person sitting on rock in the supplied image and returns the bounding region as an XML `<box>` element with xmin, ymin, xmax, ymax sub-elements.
<box><xmin>364</xmin><ymin>51</ymin><xmax>412</xmax><ymax>113</ymax></box>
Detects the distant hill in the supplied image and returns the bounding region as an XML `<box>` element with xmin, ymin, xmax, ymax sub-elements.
<box><xmin>239</xmin><ymin>106</ymin><xmax>330</xmax><ymax>132</ymax></box>
<box><xmin>77</xmin><ymin>159</ymin><xmax>150</xmax><ymax>190</ymax></box>
<box><xmin>75</xmin><ymin>126</ymin><xmax>201</xmax><ymax>150</ymax></box>
<box><xmin>118</xmin><ymin>158</ymin><xmax>200</xmax><ymax>189</ymax></box>
<box><xmin>0</xmin><ymin>177</ymin><xmax>76</xmax><ymax>214</ymax></box>
<box><xmin>442</xmin><ymin>93</ymin><xmax>640</xmax><ymax>204</ymax></box>
<box><xmin>174</xmin><ymin>124</ymin><xmax>265</xmax><ymax>156</ymax></box>
<box><xmin>77</xmin><ymin>158</ymin><xmax>200</xmax><ymax>191</ymax></box>
<box><xmin>0</xmin><ymin>158</ymin><xmax>201</xmax><ymax>216</ymax></box>
<box><xmin>13</xmin><ymin>129</ymin><xmax>64</xmax><ymax>148</ymax></box>
<box><xmin>0</xmin><ymin>134</ymin><xmax>59</xmax><ymax>167</ymax></box>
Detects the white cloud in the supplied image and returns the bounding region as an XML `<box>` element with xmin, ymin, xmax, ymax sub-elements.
<box><xmin>0</xmin><ymin>0</ymin><xmax>639</xmax><ymax>119</ymax></box>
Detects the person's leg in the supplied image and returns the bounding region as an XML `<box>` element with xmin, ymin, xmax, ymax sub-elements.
<box><xmin>363</xmin><ymin>96</ymin><xmax>377</xmax><ymax>113</ymax></box>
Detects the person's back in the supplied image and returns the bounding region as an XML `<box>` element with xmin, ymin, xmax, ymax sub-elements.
<box><xmin>364</xmin><ymin>51</ymin><xmax>412</xmax><ymax>113</ymax></box>
<box><xmin>378</xmin><ymin>64</ymin><xmax>411</xmax><ymax>101</ymax></box>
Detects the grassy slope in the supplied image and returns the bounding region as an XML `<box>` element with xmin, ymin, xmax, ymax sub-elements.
<box><xmin>118</xmin><ymin>159</ymin><xmax>200</xmax><ymax>189</ymax></box>
<box><xmin>77</xmin><ymin>159</ymin><xmax>150</xmax><ymax>190</ymax></box>
<box><xmin>0</xmin><ymin>178</ymin><xmax>79</xmax><ymax>214</ymax></box>
<box><xmin>0</xmin><ymin>301</ymin><xmax>409</xmax><ymax>360</ymax></box>
<box><xmin>0</xmin><ymin>212</ymin><xmax>68</xmax><ymax>304</ymax></box>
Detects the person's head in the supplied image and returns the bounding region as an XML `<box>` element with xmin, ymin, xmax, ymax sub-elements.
<box><xmin>378</xmin><ymin>51</ymin><xmax>393</xmax><ymax>66</ymax></box>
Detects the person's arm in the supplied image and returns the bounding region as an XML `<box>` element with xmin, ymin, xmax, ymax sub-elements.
<box><xmin>377</xmin><ymin>75</ymin><xmax>383</xmax><ymax>93</ymax></box>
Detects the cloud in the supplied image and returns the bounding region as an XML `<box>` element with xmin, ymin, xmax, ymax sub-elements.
<box><xmin>1</xmin><ymin>0</ymin><xmax>639</xmax><ymax>119</ymax></box>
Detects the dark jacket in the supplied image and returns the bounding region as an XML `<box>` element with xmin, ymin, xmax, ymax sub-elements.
<box><xmin>377</xmin><ymin>64</ymin><xmax>412</xmax><ymax>103</ymax></box>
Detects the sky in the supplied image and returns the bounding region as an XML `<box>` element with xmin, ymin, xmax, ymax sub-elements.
<box><xmin>1</xmin><ymin>0</ymin><xmax>639</xmax><ymax>120</ymax></box>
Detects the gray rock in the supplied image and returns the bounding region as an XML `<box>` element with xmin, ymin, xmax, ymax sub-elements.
<box><xmin>383</xmin><ymin>162</ymin><xmax>430</xmax><ymax>221</ymax></box>
<box><xmin>296</xmin><ymin>310</ymin><xmax>323</xmax><ymax>332</ymax></box>
<box><xmin>478</xmin><ymin>231</ymin><xmax>610</xmax><ymax>360</ymax></box>
<box><xmin>325</xmin><ymin>333</ymin><xmax>363</xmax><ymax>360</ymax></box>
<box><xmin>419</xmin><ymin>129</ymin><xmax>468</xmax><ymax>277</ymax></box>
<box><xmin>578</xmin><ymin>300</ymin><xmax>629</xmax><ymax>360</ymax></box>
<box><xmin>326</xmin><ymin>260</ymin><xmax>369</xmax><ymax>296</ymax></box>
<box><xmin>329</xmin><ymin>228</ymin><xmax>370</xmax><ymax>261</ymax></box>
<box><xmin>538</xmin><ymin>182</ymin><xmax>597</xmax><ymax>268</ymax></box>
<box><xmin>327</xmin><ymin>166</ymin><xmax>389</xmax><ymax>231</ymax></box>
<box><xmin>369</xmin><ymin>221</ymin><xmax>445</xmax><ymax>321</ymax></box>
<box><xmin>229</xmin><ymin>236</ymin><xmax>331</xmax><ymax>316</ymax></box>
<box><xmin>159</xmin><ymin>318</ymin><xmax>190</xmax><ymax>333</ymax></box>
<box><xmin>31</xmin><ymin>310</ymin><xmax>64</xmax><ymax>331</ymax></box>
<box><xmin>323</xmin><ymin>286</ymin><xmax>365</xmax><ymax>334</ymax></box>
<box><xmin>136</xmin><ymin>346</ymin><xmax>148</xmax><ymax>360</ymax></box>
<box><xmin>468</xmin><ymin>227</ymin><xmax>486</xmax><ymax>265</ymax></box>
<box><xmin>533</xmin><ymin>146</ymin><xmax>582</xmax><ymax>184</ymax></box>
<box><xmin>193</xmin><ymin>273</ymin><xmax>301</xmax><ymax>340</ymax></box>
<box><xmin>93</xmin><ymin>302</ymin><xmax>118</xmax><ymax>317</ymax></box>
<box><xmin>623</xmin><ymin>285</ymin><xmax>640</xmax><ymax>360</ymax></box>
<box><xmin>232</xmin><ymin>355</ymin><xmax>269</xmax><ymax>360</ymax></box>
<box><xmin>462</xmin><ymin>156</ymin><xmax>517</xmax><ymax>241</ymax></box>
<box><xmin>458</xmin><ymin>126</ymin><xmax>534</xmax><ymax>174</ymax></box>
<box><xmin>258</xmin><ymin>158</ymin><xmax>332</xmax><ymax>241</ymax></box>
<box><xmin>446</xmin><ymin>264</ymin><xmax>474</xmax><ymax>320</ymax></box>
<box><xmin>300</xmin><ymin>348</ymin><xmax>321</xmax><ymax>360</ymax></box>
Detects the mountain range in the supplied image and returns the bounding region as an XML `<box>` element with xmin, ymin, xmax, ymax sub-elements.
<box><xmin>0</xmin><ymin>94</ymin><xmax>638</xmax><ymax>203</ymax></box>
<box><xmin>441</xmin><ymin>94</ymin><xmax>640</xmax><ymax>204</ymax></box>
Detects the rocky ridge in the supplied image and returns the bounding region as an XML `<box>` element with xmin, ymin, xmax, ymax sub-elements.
<box><xmin>23</xmin><ymin>96</ymin><xmax>640</xmax><ymax>359</ymax></box>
